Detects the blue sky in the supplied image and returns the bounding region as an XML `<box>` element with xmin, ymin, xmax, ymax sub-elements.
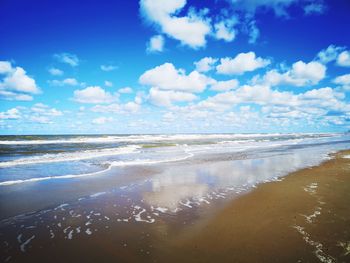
<box><xmin>0</xmin><ymin>0</ymin><xmax>350</xmax><ymax>134</ymax></box>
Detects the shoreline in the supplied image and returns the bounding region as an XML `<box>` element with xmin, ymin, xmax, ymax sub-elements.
<box><xmin>1</xmin><ymin>150</ymin><xmax>350</xmax><ymax>262</ymax></box>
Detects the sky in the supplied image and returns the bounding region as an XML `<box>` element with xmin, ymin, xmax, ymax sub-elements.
<box><xmin>0</xmin><ymin>0</ymin><xmax>350</xmax><ymax>134</ymax></box>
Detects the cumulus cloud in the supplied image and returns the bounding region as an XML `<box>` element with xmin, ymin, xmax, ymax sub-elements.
<box><xmin>210</xmin><ymin>79</ymin><xmax>239</xmax><ymax>92</ymax></box>
<box><xmin>49</xmin><ymin>78</ymin><xmax>79</xmax><ymax>86</ymax></box>
<box><xmin>118</xmin><ymin>87</ymin><xmax>133</xmax><ymax>94</ymax></box>
<box><xmin>247</xmin><ymin>20</ymin><xmax>260</xmax><ymax>44</ymax></box>
<box><xmin>48</xmin><ymin>68</ymin><xmax>63</xmax><ymax>76</ymax></box>
<box><xmin>214</xmin><ymin>17</ymin><xmax>237</xmax><ymax>42</ymax></box>
<box><xmin>317</xmin><ymin>45</ymin><xmax>345</xmax><ymax>64</ymax></box>
<box><xmin>148</xmin><ymin>87</ymin><xmax>197</xmax><ymax>107</ymax></box>
<box><xmin>123</xmin><ymin>102</ymin><xmax>141</xmax><ymax>113</ymax></box>
<box><xmin>3</xmin><ymin>103</ymin><xmax>64</xmax><ymax>124</ymax></box>
<box><xmin>0</xmin><ymin>91</ymin><xmax>33</xmax><ymax>101</ymax></box>
<box><xmin>0</xmin><ymin>61</ymin><xmax>13</xmax><ymax>73</ymax></box>
<box><xmin>147</xmin><ymin>35</ymin><xmax>165</xmax><ymax>52</ymax></box>
<box><xmin>91</xmin><ymin>104</ymin><xmax>121</xmax><ymax>113</ymax></box>
<box><xmin>92</xmin><ymin>117</ymin><xmax>113</xmax><ymax>125</ymax></box>
<box><xmin>304</xmin><ymin>2</ymin><xmax>326</xmax><ymax>15</ymax></box>
<box><xmin>54</xmin><ymin>53</ymin><xmax>79</xmax><ymax>67</ymax></box>
<box><xmin>337</xmin><ymin>51</ymin><xmax>350</xmax><ymax>67</ymax></box>
<box><xmin>91</xmin><ymin>96</ymin><xmax>142</xmax><ymax>113</ymax></box>
<box><xmin>261</xmin><ymin>60</ymin><xmax>326</xmax><ymax>87</ymax></box>
<box><xmin>300</xmin><ymin>87</ymin><xmax>343</xmax><ymax>102</ymax></box>
<box><xmin>140</xmin><ymin>0</ymin><xmax>211</xmax><ymax>48</ymax></box>
<box><xmin>30</xmin><ymin>116</ymin><xmax>53</xmax><ymax>124</ymax></box>
<box><xmin>104</xmin><ymin>81</ymin><xmax>113</xmax><ymax>87</ymax></box>
<box><xmin>73</xmin><ymin>86</ymin><xmax>118</xmax><ymax>104</ymax></box>
<box><xmin>100</xmin><ymin>65</ymin><xmax>118</xmax><ymax>71</ymax></box>
<box><xmin>216</xmin><ymin>52</ymin><xmax>270</xmax><ymax>75</ymax></box>
<box><xmin>228</xmin><ymin>0</ymin><xmax>325</xmax><ymax>17</ymax></box>
<box><xmin>185</xmin><ymin>84</ymin><xmax>346</xmax><ymax>121</ymax></box>
<box><xmin>139</xmin><ymin>62</ymin><xmax>214</xmax><ymax>92</ymax></box>
<box><xmin>333</xmin><ymin>74</ymin><xmax>350</xmax><ymax>91</ymax></box>
<box><xmin>0</xmin><ymin>108</ymin><xmax>21</xmax><ymax>119</ymax></box>
<box><xmin>334</xmin><ymin>74</ymin><xmax>350</xmax><ymax>86</ymax></box>
<box><xmin>31</xmin><ymin>103</ymin><xmax>63</xmax><ymax>116</ymax></box>
<box><xmin>194</xmin><ymin>57</ymin><xmax>218</xmax><ymax>72</ymax></box>
<box><xmin>3</xmin><ymin>67</ymin><xmax>40</xmax><ymax>93</ymax></box>
<box><xmin>139</xmin><ymin>0</ymin><xmax>328</xmax><ymax>50</ymax></box>
<box><xmin>0</xmin><ymin>61</ymin><xmax>40</xmax><ymax>101</ymax></box>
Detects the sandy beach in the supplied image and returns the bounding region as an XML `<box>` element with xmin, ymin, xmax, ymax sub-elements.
<box><xmin>2</xmin><ymin>0</ymin><xmax>350</xmax><ymax>261</ymax></box>
<box><xmin>1</xmin><ymin>148</ymin><xmax>350</xmax><ymax>263</ymax></box>
<box><xmin>156</xmin><ymin>150</ymin><xmax>350</xmax><ymax>263</ymax></box>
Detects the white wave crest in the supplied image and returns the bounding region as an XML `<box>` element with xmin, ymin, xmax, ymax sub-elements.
<box><xmin>0</xmin><ymin>133</ymin><xmax>337</xmax><ymax>145</ymax></box>
<box><xmin>0</xmin><ymin>145</ymin><xmax>140</xmax><ymax>167</ymax></box>
<box><xmin>0</xmin><ymin>152</ymin><xmax>194</xmax><ymax>186</ymax></box>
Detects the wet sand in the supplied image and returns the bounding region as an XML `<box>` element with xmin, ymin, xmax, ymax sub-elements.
<box><xmin>1</xmin><ymin>150</ymin><xmax>350</xmax><ymax>262</ymax></box>
<box><xmin>158</xmin><ymin>150</ymin><xmax>350</xmax><ymax>263</ymax></box>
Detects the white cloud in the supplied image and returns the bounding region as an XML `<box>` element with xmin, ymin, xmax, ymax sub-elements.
<box><xmin>261</xmin><ymin>60</ymin><xmax>326</xmax><ymax>87</ymax></box>
<box><xmin>31</xmin><ymin>103</ymin><xmax>63</xmax><ymax>116</ymax></box>
<box><xmin>337</xmin><ymin>51</ymin><xmax>350</xmax><ymax>67</ymax></box>
<box><xmin>48</xmin><ymin>68</ymin><xmax>63</xmax><ymax>76</ymax></box>
<box><xmin>333</xmin><ymin>74</ymin><xmax>350</xmax><ymax>91</ymax></box>
<box><xmin>304</xmin><ymin>2</ymin><xmax>326</xmax><ymax>15</ymax></box>
<box><xmin>73</xmin><ymin>86</ymin><xmax>118</xmax><ymax>104</ymax></box>
<box><xmin>100</xmin><ymin>65</ymin><xmax>118</xmax><ymax>71</ymax></box>
<box><xmin>105</xmin><ymin>81</ymin><xmax>113</xmax><ymax>87</ymax></box>
<box><xmin>0</xmin><ymin>61</ymin><xmax>40</xmax><ymax>101</ymax></box>
<box><xmin>3</xmin><ymin>67</ymin><xmax>40</xmax><ymax>93</ymax></box>
<box><xmin>123</xmin><ymin>102</ymin><xmax>141</xmax><ymax>113</ymax></box>
<box><xmin>140</xmin><ymin>0</ymin><xmax>211</xmax><ymax>48</ymax></box>
<box><xmin>287</xmin><ymin>60</ymin><xmax>326</xmax><ymax>84</ymax></box>
<box><xmin>135</xmin><ymin>92</ymin><xmax>144</xmax><ymax>104</ymax></box>
<box><xmin>147</xmin><ymin>35</ymin><xmax>165</xmax><ymax>52</ymax></box>
<box><xmin>334</xmin><ymin>74</ymin><xmax>350</xmax><ymax>86</ymax></box>
<box><xmin>139</xmin><ymin>0</ymin><xmax>329</xmax><ymax>52</ymax></box>
<box><xmin>300</xmin><ymin>87</ymin><xmax>343</xmax><ymax>101</ymax></box>
<box><xmin>118</xmin><ymin>87</ymin><xmax>133</xmax><ymax>94</ymax></box>
<box><xmin>30</xmin><ymin>116</ymin><xmax>52</xmax><ymax>124</ymax></box>
<box><xmin>92</xmin><ymin>117</ymin><xmax>113</xmax><ymax>125</ymax></box>
<box><xmin>194</xmin><ymin>57</ymin><xmax>218</xmax><ymax>72</ymax></box>
<box><xmin>0</xmin><ymin>90</ymin><xmax>33</xmax><ymax>101</ymax></box>
<box><xmin>54</xmin><ymin>53</ymin><xmax>79</xmax><ymax>67</ymax></box>
<box><xmin>210</xmin><ymin>79</ymin><xmax>239</xmax><ymax>92</ymax></box>
<box><xmin>0</xmin><ymin>61</ymin><xmax>13</xmax><ymax>74</ymax></box>
<box><xmin>247</xmin><ymin>20</ymin><xmax>260</xmax><ymax>44</ymax></box>
<box><xmin>0</xmin><ymin>108</ymin><xmax>21</xmax><ymax>120</ymax></box>
<box><xmin>199</xmin><ymin>85</ymin><xmax>344</xmax><ymax>120</ymax></box>
<box><xmin>214</xmin><ymin>18</ymin><xmax>237</xmax><ymax>42</ymax></box>
<box><xmin>216</xmin><ymin>52</ymin><xmax>270</xmax><ymax>75</ymax></box>
<box><xmin>49</xmin><ymin>78</ymin><xmax>79</xmax><ymax>86</ymax></box>
<box><xmin>149</xmin><ymin>87</ymin><xmax>197</xmax><ymax>107</ymax></box>
<box><xmin>91</xmin><ymin>99</ymin><xmax>141</xmax><ymax>113</ymax></box>
<box><xmin>228</xmin><ymin>0</ymin><xmax>304</xmax><ymax>17</ymax></box>
<box><xmin>317</xmin><ymin>45</ymin><xmax>345</xmax><ymax>64</ymax></box>
<box><xmin>92</xmin><ymin>104</ymin><xmax>120</xmax><ymax>113</ymax></box>
<box><xmin>139</xmin><ymin>62</ymin><xmax>214</xmax><ymax>92</ymax></box>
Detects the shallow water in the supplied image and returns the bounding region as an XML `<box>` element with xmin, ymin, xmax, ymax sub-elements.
<box><xmin>0</xmin><ymin>133</ymin><xmax>349</xmax><ymax>185</ymax></box>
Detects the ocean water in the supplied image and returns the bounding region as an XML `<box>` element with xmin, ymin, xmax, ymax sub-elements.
<box><xmin>0</xmin><ymin>133</ymin><xmax>349</xmax><ymax>186</ymax></box>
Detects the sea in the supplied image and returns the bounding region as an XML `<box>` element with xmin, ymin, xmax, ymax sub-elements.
<box><xmin>0</xmin><ymin>133</ymin><xmax>349</xmax><ymax>186</ymax></box>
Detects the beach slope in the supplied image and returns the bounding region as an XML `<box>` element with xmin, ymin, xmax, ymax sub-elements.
<box><xmin>159</xmin><ymin>151</ymin><xmax>350</xmax><ymax>263</ymax></box>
